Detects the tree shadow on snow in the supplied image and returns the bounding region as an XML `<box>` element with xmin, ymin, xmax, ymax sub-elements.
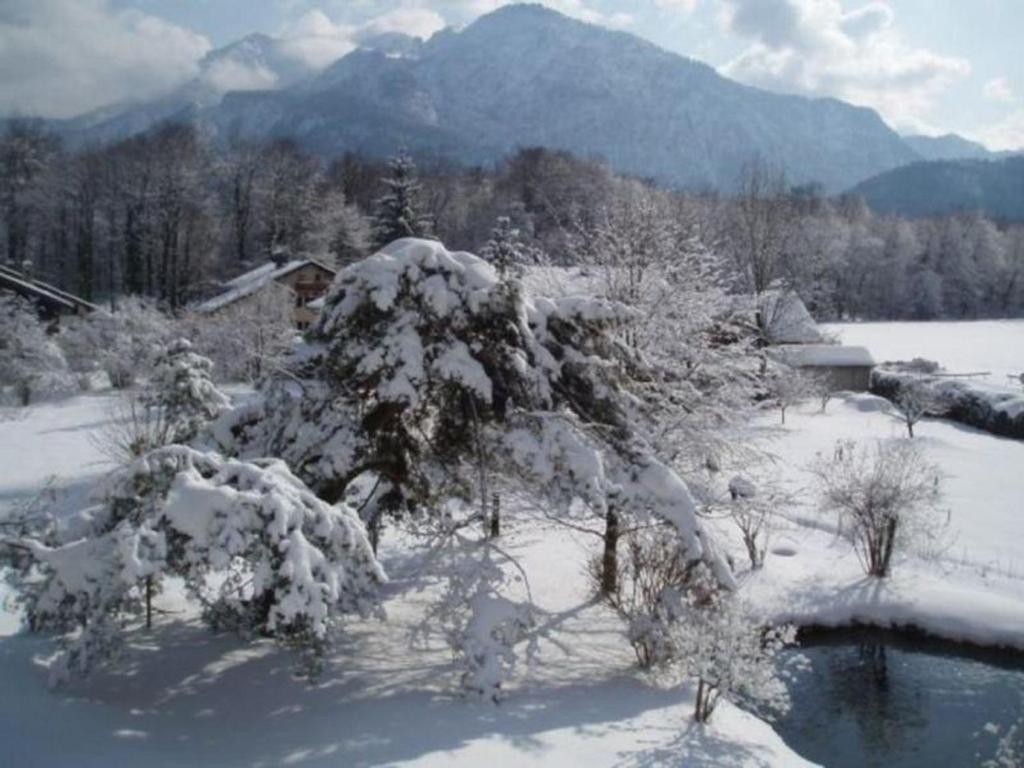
<box><xmin>0</xmin><ymin>615</ymin><xmax>747</xmax><ymax>767</ymax></box>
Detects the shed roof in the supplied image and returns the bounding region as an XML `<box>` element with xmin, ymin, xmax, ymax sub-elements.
<box><xmin>773</xmin><ymin>344</ymin><xmax>876</xmax><ymax>368</ymax></box>
<box><xmin>0</xmin><ymin>264</ymin><xmax>98</xmax><ymax>314</ymax></box>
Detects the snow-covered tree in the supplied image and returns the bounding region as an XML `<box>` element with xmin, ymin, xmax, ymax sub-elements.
<box><xmin>186</xmin><ymin>283</ymin><xmax>296</xmax><ymax>383</ymax></box>
<box><xmin>0</xmin><ymin>294</ymin><xmax>73</xmax><ymax>405</ymax></box>
<box><xmin>1</xmin><ymin>446</ymin><xmax>385</xmax><ymax>684</ymax></box>
<box><xmin>143</xmin><ymin>338</ymin><xmax>229</xmax><ymax>444</ymax></box>
<box><xmin>479</xmin><ymin>216</ymin><xmax>542</xmax><ymax>279</ymax></box>
<box><xmin>812</xmin><ymin>439</ymin><xmax>946</xmax><ymax>577</ymax></box>
<box><xmin>371</xmin><ymin>150</ymin><xmax>434</xmax><ymax>250</ymax></box>
<box><xmin>214</xmin><ymin>238</ymin><xmax>735</xmax><ymax>691</ymax></box>
<box><xmin>764</xmin><ymin>363</ymin><xmax>818</xmax><ymax>425</ymax></box>
<box><xmin>891</xmin><ymin>380</ymin><xmax>940</xmax><ymax>438</ymax></box>
<box><xmin>58</xmin><ymin>298</ymin><xmax>174</xmax><ymax>389</ymax></box>
<box><xmin>669</xmin><ymin>575</ymin><xmax>795</xmax><ymax>723</ymax></box>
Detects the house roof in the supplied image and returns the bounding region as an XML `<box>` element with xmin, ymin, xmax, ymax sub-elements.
<box><xmin>760</xmin><ymin>291</ymin><xmax>824</xmax><ymax>344</ymax></box>
<box><xmin>772</xmin><ymin>344</ymin><xmax>876</xmax><ymax>368</ymax></box>
<box><xmin>0</xmin><ymin>264</ymin><xmax>98</xmax><ymax>314</ymax></box>
<box><xmin>196</xmin><ymin>258</ymin><xmax>335</xmax><ymax>314</ymax></box>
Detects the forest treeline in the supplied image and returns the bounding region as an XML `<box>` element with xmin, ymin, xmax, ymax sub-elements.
<box><xmin>2</xmin><ymin>119</ymin><xmax>1023</xmax><ymax>320</ymax></box>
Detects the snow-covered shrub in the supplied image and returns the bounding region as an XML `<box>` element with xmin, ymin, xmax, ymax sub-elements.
<box><xmin>59</xmin><ymin>298</ymin><xmax>174</xmax><ymax>389</ymax></box>
<box><xmin>2</xmin><ymin>446</ymin><xmax>385</xmax><ymax>684</ymax></box>
<box><xmin>92</xmin><ymin>391</ymin><xmax>175</xmax><ymax>464</ymax></box>
<box><xmin>764</xmin><ymin>363</ymin><xmax>818</xmax><ymax>425</ymax></box>
<box><xmin>670</xmin><ymin>577</ymin><xmax>795</xmax><ymax>723</ymax></box>
<box><xmin>873</xmin><ymin>368</ymin><xmax>1024</xmax><ymax>441</ymax></box>
<box><xmin>425</xmin><ymin>533</ymin><xmax>535</xmax><ymax>701</ymax></box>
<box><xmin>184</xmin><ymin>283</ymin><xmax>296</xmax><ymax>383</ymax></box>
<box><xmin>0</xmin><ymin>293</ymin><xmax>73</xmax><ymax>405</ymax></box>
<box><xmin>593</xmin><ymin>525</ymin><xmax>705</xmax><ymax>668</ymax></box>
<box><xmin>723</xmin><ymin>474</ymin><xmax>792</xmax><ymax>571</ymax></box>
<box><xmin>143</xmin><ymin>338</ymin><xmax>229</xmax><ymax>444</ymax></box>
<box><xmin>811</xmin><ymin>439</ymin><xmax>946</xmax><ymax>577</ymax></box>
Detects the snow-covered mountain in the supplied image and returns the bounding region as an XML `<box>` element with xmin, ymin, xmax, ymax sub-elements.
<box><xmin>50</xmin><ymin>3</ymin><xmax>920</xmax><ymax>192</ymax></box>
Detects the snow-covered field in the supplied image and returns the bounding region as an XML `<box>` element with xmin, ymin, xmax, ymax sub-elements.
<box><xmin>3</xmin><ymin>315</ymin><xmax>1024</xmax><ymax>767</ymax></box>
<box><xmin>0</xmin><ymin>393</ymin><xmax>813</xmax><ymax>768</ymax></box>
<box><xmin>823</xmin><ymin>319</ymin><xmax>1024</xmax><ymax>388</ymax></box>
<box><xmin>727</xmin><ymin>394</ymin><xmax>1024</xmax><ymax>649</ymax></box>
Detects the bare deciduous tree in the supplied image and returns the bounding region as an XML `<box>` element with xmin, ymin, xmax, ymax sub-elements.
<box><xmin>812</xmin><ymin>439</ymin><xmax>946</xmax><ymax>577</ymax></box>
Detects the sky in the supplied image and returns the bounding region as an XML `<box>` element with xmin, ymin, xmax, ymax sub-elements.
<box><xmin>1</xmin><ymin>0</ymin><xmax>1022</xmax><ymax>150</ymax></box>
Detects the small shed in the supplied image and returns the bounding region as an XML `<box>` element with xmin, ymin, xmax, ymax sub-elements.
<box><xmin>773</xmin><ymin>344</ymin><xmax>876</xmax><ymax>391</ymax></box>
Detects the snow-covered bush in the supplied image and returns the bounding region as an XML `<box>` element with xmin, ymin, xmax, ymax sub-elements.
<box><xmin>764</xmin><ymin>363</ymin><xmax>818</xmax><ymax>425</ymax></box>
<box><xmin>59</xmin><ymin>298</ymin><xmax>174</xmax><ymax>389</ymax></box>
<box><xmin>1</xmin><ymin>446</ymin><xmax>385</xmax><ymax>684</ymax></box>
<box><xmin>424</xmin><ymin>532</ymin><xmax>535</xmax><ymax>701</ymax></box>
<box><xmin>811</xmin><ymin>439</ymin><xmax>946</xmax><ymax>577</ymax></box>
<box><xmin>0</xmin><ymin>293</ymin><xmax>73</xmax><ymax>405</ymax></box>
<box><xmin>184</xmin><ymin>283</ymin><xmax>296</xmax><ymax>383</ymax></box>
<box><xmin>873</xmin><ymin>368</ymin><xmax>1024</xmax><ymax>441</ymax></box>
<box><xmin>670</xmin><ymin>578</ymin><xmax>795</xmax><ymax>723</ymax></box>
<box><xmin>727</xmin><ymin>475</ymin><xmax>785</xmax><ymax>571</ymax></box>
<box><xmin>594</xmin><ymin>525</ymin><xmax>705</xmax><ymax>668</ymax></box>
<box><xmin>143</xmin><ymin>338</ymin><xmax>229</xmax><ymax>444</ymax></box>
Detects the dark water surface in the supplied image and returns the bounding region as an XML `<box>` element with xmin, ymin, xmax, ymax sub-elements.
<box><xmin>772</xmin><ymin>628</ymin><xmax>1024</xmax><ymax>768</ymax></box>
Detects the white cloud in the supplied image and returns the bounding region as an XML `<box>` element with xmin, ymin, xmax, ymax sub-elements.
<box><xmin>202</xmin><ymin>59</ymin><xmax>280</xmax><ymax>93</ymax></box>
<box><xmin>718</xmin><ymin>0</ymin><xmax>970</xmax><ymax>131</ymax></box>
<box><xmin>277</xmin><ymin>6</ymin><xmax>446</xmax><ymax>70</ymax></box>
<box><xmin>0</xmin><ymin>0</ymin><xmax>211</xmax><ymax>118</ymax></box>
<box><xmin>361</xmin><ymin>7</ymin><xmax>447</xmax><ymax>38</ymax></box>
<box><xmin>278</xmin><ymin>10</ymin><xmax>359</xmax><ymax>70</ymax></box>
<box><xmin>983</xmin><ymin>76</ymin><xmax>1015</xmax><ymax>104</ymax></box>
<box><xmin>654</xmin><ymin>0</ymin><xmax>699</xmax><ymax>13</ymax></box>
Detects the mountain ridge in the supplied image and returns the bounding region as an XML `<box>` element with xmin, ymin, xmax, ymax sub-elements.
<box><xmin>30</xmin><ymin>2</ymin><xmax>923</xmax><ymax>192</ymax></box>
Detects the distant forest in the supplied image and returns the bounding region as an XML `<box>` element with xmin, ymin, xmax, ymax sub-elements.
<box><xmin>2</xmin><ymin>119</ymin><xmax>1023</xmax><ymax>321</ymax></box>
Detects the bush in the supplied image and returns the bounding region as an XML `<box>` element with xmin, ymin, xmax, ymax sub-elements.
<box><xmin>811</xmin><ymin>439</ymin><xmax>946</xmax><ymax>577</ymax></box>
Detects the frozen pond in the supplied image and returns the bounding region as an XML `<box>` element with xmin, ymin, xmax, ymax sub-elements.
<box><xmin>774</xmin><ymin>628</ymin><xmax>1024</xmax><ymax>768</ymax></box>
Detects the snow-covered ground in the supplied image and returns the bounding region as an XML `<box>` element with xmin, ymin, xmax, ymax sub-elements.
<box><xmin>0</xmin><ymin>393</ymin><xmax>814</xmax><ymax>768</ymax></box>
<box><xmin>719</xmin><ymin>393</ymin><xmax>1024</xmax><ymax>650</ymax></box>
<box><xmin>3</xmin><ymin>332</ymin><xmax>1024</xmax><ymax>766</ymax></box>
<box><xmin>824</xmin><ymin>319</ymin><xmax>1024</xmax><ymax>389</ymax></box>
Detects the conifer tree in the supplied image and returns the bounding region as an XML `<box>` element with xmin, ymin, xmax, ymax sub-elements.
<box><xmin>371</xmin><ymin>149</ymin><xmax>434</xmax><ymax>250</ymax></box>
<box><xmin>144</xmin><ymin>338</ymin><xmax>229</xmax><ymax>444</ymax></box>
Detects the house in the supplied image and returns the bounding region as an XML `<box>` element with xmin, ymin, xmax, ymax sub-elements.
<box><xmin>772</xmin><ymin>343</ymin><xmax>876</xmax><ymax>391</ymax></box>
<box><xmin>0</xmin><ymin>262</ymin><xmax>98</xmax><ymax>322</ymax></box>
<box><xmin>759</xmin><ymin>292</ymin><xmax>876</xmax><ymax>391</ymax></box>
<box><xmin>196</xmin><ymin>258</ymin><xmax>336</xmax><ymax>330</ymax></box>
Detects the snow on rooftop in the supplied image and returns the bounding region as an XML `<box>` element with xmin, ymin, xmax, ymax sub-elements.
<box><xmin>773</xmin><ymin>344</ymin><xmax>876</xmax><ymax>368</ymax></box>
<box><xmin>197</xmin><ymin>259</ymin><xmax>327</xmax><ymax>314</ymax></box>
<box><xmin>761</xmin><ymin>291</ymin><xmax>824</xmax><ymax>344</ymax></box>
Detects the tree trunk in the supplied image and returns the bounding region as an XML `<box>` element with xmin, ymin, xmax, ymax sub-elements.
<box><xmin>145</xmin><ymin>576</ymin><xmax>153</xmax><ymax>629</ymax></box>
<box><xmin>600</xmin><ymin>506</ymin><xmax>620</xmax><ymax>597</ymax></box>
<box><xmin>878</xmin><ymin>516</ymin><xmax>898</xmax><ymax>577</ymax></box>
<box><xmin>489</xmin><ymin>492</ymin><xmax>500</xmax><ymax>539</ymax></box>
